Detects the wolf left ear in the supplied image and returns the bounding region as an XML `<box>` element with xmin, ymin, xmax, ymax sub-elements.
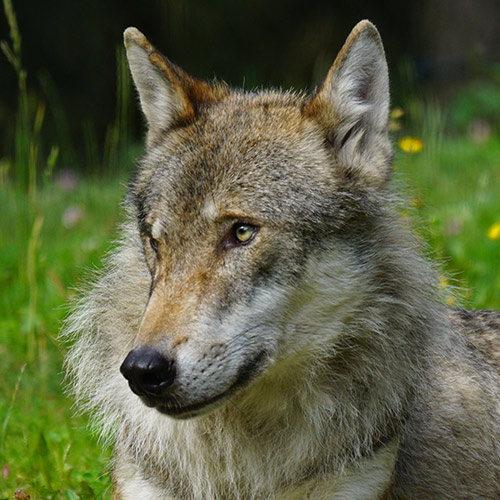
<box><xmin>124</xmin><ymin>27</ymin><xmax>227</xmax><ymax>143</ymax></box>
<box><xmin>304</xmin><ymin>21</ymin><xmax>392</xmax><ymax>186</ymax></box>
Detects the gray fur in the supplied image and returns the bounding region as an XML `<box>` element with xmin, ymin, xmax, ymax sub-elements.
<box><xmin>62</xmin><ymin>21</ymin><xmax>500</xmax><ymax>499</ymax></box>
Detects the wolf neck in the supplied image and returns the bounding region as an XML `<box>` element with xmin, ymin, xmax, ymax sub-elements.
<box><xmin>132</xmin><ymin>298</ymin><xmax>431</xmax><ymax>499</ymax></box>
<box><xmin>124</xmin><ymin>211</ymin><xmax>439</xmax><ymax>498</ymax></box>
<box><xmin>132</xmin><ymin>341</ymin><xmax>409</xmax><ymax>499</ymax></box>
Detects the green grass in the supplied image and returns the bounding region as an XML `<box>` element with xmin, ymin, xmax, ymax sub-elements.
<box><xmin>396</xmin><ymin>134</ymin><xmax>500</xmax><ymax>309</ymax></box>
<box><xmin>1</xmin><ymin>3</ymin><xmax>136</xmax><ymax>496</ymax></box>
<box><xmin>1</xmin><ymin>5</ymin><xmax>499</xmax><ymax>497</ymax></box>
<box><xmin>1</xmin><ymin>132</ymin><xmax>500</xmax><ymax>499</ymax></box>
<box><xmin>1</xmin><ymin>179</ymin><xmax>126</xmax><ymax>499</ymax></box>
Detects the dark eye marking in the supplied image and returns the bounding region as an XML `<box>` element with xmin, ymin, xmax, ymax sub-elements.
<box><xmin>149</xmin><ymin>236</ymin><xmax>159</xmax><ymax>254</ymax></box>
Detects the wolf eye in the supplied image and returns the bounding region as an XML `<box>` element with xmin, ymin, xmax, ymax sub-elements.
<box><xmin>233</xmin><ymin>223</ymin><xmax>258</xmax><ymax>244</ymax></box>
<box><xmin>149</xmin><ymin>237</ymin><xmax>159</xmax><ymax>253</ymax></box>
<box><xmin>221</xmin><ymin>222</ymin><xmax>259</xmax><ymax>251</ymax></box>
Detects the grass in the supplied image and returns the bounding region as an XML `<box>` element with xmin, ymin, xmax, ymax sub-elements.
<box><xmin>396</xmin><ymin>131</ymin><xmax>500</xmax><ymax>309</ymax></box>
<box><xmin>1</xmin><ymin>2</ymin><xmax>134</xmax><ymax>496</ymax></box>
<box><xmin>1</xmin><ymin>179</ymin><xmax>126</xmax><ymax>499</ymax></box>
<box><xmin>1</xmin><ymin>6</ymin><xmax>499</xmax><ymax>494</ymax></box>
<box><xmin>1</xmin><ymin>130</ymin><xmax>499</xmax><ymax>499</ymax></box>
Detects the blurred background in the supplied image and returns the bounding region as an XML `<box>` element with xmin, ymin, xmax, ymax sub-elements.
<box><xmin>2</xmin><ymin>0</ymin><xmax>500</xmax><ymax>172</ymax></box>
<box><xmin>1</xmin><ymin>1</ymin><xmax>500</xmax><ymax>498</ymax></box>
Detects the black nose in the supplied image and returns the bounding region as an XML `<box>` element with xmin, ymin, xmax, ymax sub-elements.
<box><xmin>120</xmin><ymin>347</ymin><xmax>176</xmax><ymax>397</ymax></box>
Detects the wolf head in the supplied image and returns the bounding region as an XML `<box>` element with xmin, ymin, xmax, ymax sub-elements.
<box><xmin>119</xmin><ymin>21</ymin><xmax>393</xmax><ymax>419</ymax></box>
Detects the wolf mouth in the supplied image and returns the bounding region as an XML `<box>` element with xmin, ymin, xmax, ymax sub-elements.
<box><xmin>148</xmin><ymin>349</ymin><xmax>267</xmax><ymax>419</ymax></box>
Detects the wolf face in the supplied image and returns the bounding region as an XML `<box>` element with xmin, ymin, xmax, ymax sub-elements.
<box><xmin>119</xmin><ymin>22</ymin><xmax>392</xmax><ymax>419</ymax></box>
<box><xmin>64</xmin><ymin>21</ymin><xmax>500</xmax><ymax>500</ymax></box>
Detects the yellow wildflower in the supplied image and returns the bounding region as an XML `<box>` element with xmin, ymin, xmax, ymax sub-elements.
<box><xmin>446</xmin><ymin>296</ymin><xmax>456</xmax><ymax>306</ymax></box>
<box><xmin>389</xmin><ymin>108</ymin><xmax>404</xmax><ymax>132</ymax></box>
<box><xmin>399</xmin><ymin>136</ymin><xmax>423</xmax><ymax>154</ymax></box>
<box><xmin>390</xmin><ymin>107</ymin><xmax>404</xmax><ymax>120</ymax></box>
<box><xmin>487</xmin><ymin>222</ymin><xmax>500</xmax><ymax>241</ymax></box>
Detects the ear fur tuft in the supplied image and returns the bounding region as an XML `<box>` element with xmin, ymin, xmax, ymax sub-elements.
<box><xmin>304</xmin><ymin>20</ymin><xmax>392</xmax><ymax>186</ymax></box>
<box><xmin>123</xmin><ymin>27</ymin><xmax>153</xmax><ymax>53</ymax></box>
<box><xmin>123</xmin><ymin>27</ymin><xmax>228</xmax><ymax>142</ymax></box>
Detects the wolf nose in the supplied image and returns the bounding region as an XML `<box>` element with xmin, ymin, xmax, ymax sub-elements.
<box><xmin>120</xmin><ymin>347</ymin><xmax>176</xmax><ymax>397</ymax></box>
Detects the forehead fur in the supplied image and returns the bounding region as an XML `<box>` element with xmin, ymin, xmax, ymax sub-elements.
<box><xmin>131</xmin><ymin>89</ymin><xmax>341</xmax><ymax>232</ymax></box>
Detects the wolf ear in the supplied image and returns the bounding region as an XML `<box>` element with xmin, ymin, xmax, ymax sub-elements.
<box><xmin>304</xmin><ymin>21</ymin><xmax>392</xmax><ymax>186</ymax></box>
<box><xmin>123</xmin><ymin>27</ymin><xmax>227</xmax><ymax>141</ymax></box>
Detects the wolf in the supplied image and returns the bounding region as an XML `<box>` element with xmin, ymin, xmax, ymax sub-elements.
<box><xmin>63</xmin><ymin>20</ymin><xmax>500</xmax><ymax>499</ymax></box>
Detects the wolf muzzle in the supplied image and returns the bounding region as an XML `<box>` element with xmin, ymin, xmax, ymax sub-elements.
<box><xmin>120</xmin><ymin>347</ymin><xmax>176</xmax><ymax>398</ymax></box>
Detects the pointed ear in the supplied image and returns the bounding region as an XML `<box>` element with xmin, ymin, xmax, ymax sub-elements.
<box><xmin>123</xmin><ymin>27</ymin><xmax>227</xmax><ymax>141</ymax></box>
<box><xmin>304</xmin><ymin>21</ymin><xmax>392</xmax><ymax>186</ymax></box>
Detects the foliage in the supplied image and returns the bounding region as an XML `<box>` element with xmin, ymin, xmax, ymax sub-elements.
<box><xmin>396</xmin><ymin>132</ymin><xmax>500</xmax><ymax>309</ymax></box>
<box><xmin>449</xmin><ymin>78</ymin><xmax>500</xmax><ymax>136</ymax></box>
<box><xmin>1</xmin><ymin>180</ymin><xmax>125</xmax><ymax>499</ymax></box>
<box><xmin>1</xmin><ymin>117</ymin><xmax>500</xmax><ymax>499</ymax></box>
<box><xmin>1</xmin><ymin>3</ymin><xmax>499</xmax><ymax>497</ymax></box>
<box><xmin>0</xmin><ymin>0</ymin><xmax>135</xmax><ymax>187</ymax></box>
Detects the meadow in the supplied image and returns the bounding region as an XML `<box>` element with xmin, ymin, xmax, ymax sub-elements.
<box><xmin>1</xmin><ymin>119</ymin><xmax>500</xmax><ymax>500</ymax></box>
<box><xmin>1</xmin><ymin>4</ymin><xmax>500</xmax><ymax>497</ymax></box>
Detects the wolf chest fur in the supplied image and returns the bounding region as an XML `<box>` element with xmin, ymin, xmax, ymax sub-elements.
<box><xmin>63</xmin><ymin>21</ymin><xmax>500</xmax><ymax>499</ymax></box>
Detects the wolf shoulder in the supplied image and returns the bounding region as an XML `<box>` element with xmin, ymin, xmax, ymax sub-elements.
<box><xmin>391</xmin><ymin>308</ymin><xmax>500</xmax><ymax>499</ymax></box>
<box><xmin>449</xmin><ymin>308</ymin><xmax>500</xmax><ymax>369</ymax></box>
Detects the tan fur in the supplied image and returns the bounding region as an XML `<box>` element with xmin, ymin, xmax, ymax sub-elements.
<box><xmin>63</xmin><ymin>21</ymin><xmax>500</xmax><ymax>499</ymax></box>
<box><xmin>123</xmin><ymin>27</ymin><xmax>229</xmax><ymax>144</ymax></box>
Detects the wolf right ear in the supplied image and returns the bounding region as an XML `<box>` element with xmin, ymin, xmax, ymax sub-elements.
<box><xmin>304</xmin><ymin>21</ymin><xmax>392</xmax><ymax>186</ymax></box>
<box><xmin>124</xmin><ymin>28</ymin><xmax>227</xmax><ymax>142</ymax></box>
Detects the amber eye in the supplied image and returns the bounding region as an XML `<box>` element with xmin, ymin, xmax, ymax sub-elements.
<box><xmin>149</xmin><ymin>237</ymin><xmax>159</xmax><ymax>253</ymax></box>
<box><xmin>233</xmin><ymin>223</ymin><xmax>258</xmax><ymax>244</ymax></box>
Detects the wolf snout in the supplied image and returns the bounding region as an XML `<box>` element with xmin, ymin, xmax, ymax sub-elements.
<box><xmin>120</xmin><ymin>347</ymin><xmax>176</xmax><ymax>397</ymax></box>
